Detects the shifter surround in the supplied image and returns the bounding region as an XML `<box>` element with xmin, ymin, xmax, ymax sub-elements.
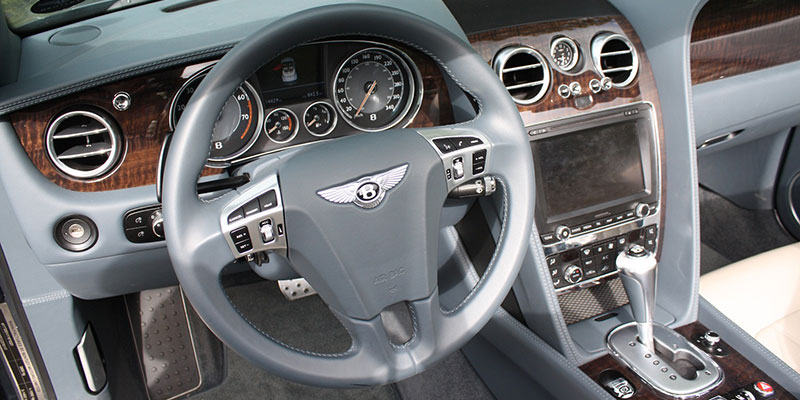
<box><xmin>607</xmin><ymin>322</ymin><xmax>723</xmax><ymax>397</ymax></box>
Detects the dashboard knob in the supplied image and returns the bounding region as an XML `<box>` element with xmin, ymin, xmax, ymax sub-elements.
<box><xmin>555</xmin><ymin>225</ymin><xmax>571</xmax><ymax>241</ymax></box>
<box><xmin>564</xmin><ymin>265</ymin><xmax>583</xmax><ymax>284</ymax></box>
<box><xmin>634</xmin><ymin>202</ymin><xmax>651</xmax><ymax>218</ymax></box>
<box><xmin>702</xmin><ymin>331</ymin><xmax>721</xmax><ymax>347</ymax></box>
<box><xmin>151</xmin><ymin>209</ymin><xmax>164</xmax><ymax>238</ymax></box>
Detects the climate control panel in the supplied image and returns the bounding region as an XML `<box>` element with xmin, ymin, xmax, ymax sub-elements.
<box><xmin>549</xmin><ymin>224</ymin><xmax>658</xmax><ymax>292</ymax></box>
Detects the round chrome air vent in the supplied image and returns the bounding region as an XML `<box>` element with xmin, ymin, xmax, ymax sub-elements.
<box><xmin>591</xmin><ymin>33</ymin><xmax>639</xmax><ymax>87</ymax></box>
<box><xmin>493</xmin><ymin>46</ymin><xmax>551</xmax><ymax>105</ymax></box>
<box><xmin>45</xmin><ymin>109</ymin><xmax>123</xmax><ymax>180</ymax></box>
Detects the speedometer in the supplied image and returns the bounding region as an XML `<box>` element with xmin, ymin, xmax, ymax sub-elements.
<box><xmin>170</xmin><ymin>67</ymin><xmax>263</xmax><ymax>164</ymax></box>
<box><xmin>332</xmin><ymin>47</ymin><xmax>418</xmax><ymax>132</ymax></box>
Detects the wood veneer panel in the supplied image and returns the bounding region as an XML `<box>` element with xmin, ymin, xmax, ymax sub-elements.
<box><xmin>467</xmin><ymin>16</ymin><xmax>659</xmax><ymax>125</ymax></box>
<box><xmin>9</xmin><ymin>45</ymin><xmax>452</xmax><ymax>192</ymax></box>
<box><xmin>580</xmin><ymin>322</ymin><xmax>795</xmax><ymax>399</ymax></box>
<box><xmin>691</xmin><ymin>0</ymin><xmax>800</xmax><ymax>85</ymax></box>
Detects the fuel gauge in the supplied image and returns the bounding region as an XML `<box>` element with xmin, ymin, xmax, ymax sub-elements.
<box><xmin>304</xmin><ymin>101</ymin><xmax>337</xmax><ymax>137</ymax></box>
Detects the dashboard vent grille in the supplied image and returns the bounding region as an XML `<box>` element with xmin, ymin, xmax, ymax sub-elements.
<box><xmin>45</xmin><ymin>109</ymin><xmax>123</xmax><ymax>179</ymax></box>
<box><xmin>591</xmin><ymin>33</ymin><xmax>639</xmax><ymax>87</ymax></box>
<box><xmin>493</xmin><ymin>46</ymin><xmax>551</xmax><ymax>105</ymax></box>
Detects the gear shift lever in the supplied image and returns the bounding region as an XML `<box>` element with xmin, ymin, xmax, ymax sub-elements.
<box><xmin>616</xmin><ymin>244</ymin><xmax>657</xmax><ymax>351</ymax></box>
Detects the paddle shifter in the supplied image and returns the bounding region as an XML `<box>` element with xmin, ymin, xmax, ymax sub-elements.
<box><xmin>615</xmin><ymin>244</ymin><xmax>657</xmax><ymax>351</ymax></box>
<box><xmin>606</xmin><ymin>243</ymin><xmax>724</xmax><ymax>397</ymax></box>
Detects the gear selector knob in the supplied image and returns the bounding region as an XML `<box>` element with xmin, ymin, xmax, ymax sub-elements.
<box><xmin>616</xmin><ymin>244</ymin><xmax>657</xmax><ymax>351</ymax></box>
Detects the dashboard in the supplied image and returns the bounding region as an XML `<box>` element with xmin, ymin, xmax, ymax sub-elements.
<box><xmin>8</xmin><ymin>40</ymin><xmax>453</xmax><ymax>192</ymax></box>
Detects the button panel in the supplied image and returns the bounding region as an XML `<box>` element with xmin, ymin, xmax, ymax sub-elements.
<box><xmin>542</xmin><ymin>207</ymin><xmax>648</xmax><ymax>246</ymax></box>
<box><xmin>221</xmin><ymin>174</ymin><xmax>287</xmax><ymax>259</ymax></box>
<box><xmin>123</xmin><ymin>205</ymin><xmax>164</xmax><ymax>243</ymax></box>
<box><xmin>423</xmin><ymin>134</ymin><xmax>491</xmax><ymax>193</ymax></box>
<box><xmin>549</xmin><ymin>225</ymin><xmax>658</xmax><ymax>292</ymax></box>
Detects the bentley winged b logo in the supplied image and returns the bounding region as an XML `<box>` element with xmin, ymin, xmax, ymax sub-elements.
<box><xmin>317</xmin><ymin>164</ymin><xmax>409</xmax><ymax>209</ymax></box>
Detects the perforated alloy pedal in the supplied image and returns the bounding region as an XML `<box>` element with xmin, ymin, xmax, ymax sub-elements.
<box><xmin>127</xmin><ymin>287</ymin><xmax>201</xmax><ymax>400</ymax></box>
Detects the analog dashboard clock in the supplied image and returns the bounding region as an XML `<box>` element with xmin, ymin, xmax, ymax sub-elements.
<box><xmin>550</xmin><ymin>36</ymin><xmax>580</xmax><ymax>72</ymax></box>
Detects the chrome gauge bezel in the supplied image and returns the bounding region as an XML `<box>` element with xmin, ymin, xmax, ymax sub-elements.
<box><xmin>303</xmin><ymin>100</ymin><xmax>338</xmax><ymax>137</ymax></box>
<box><xmin>264</xmin><ymin>108</ymin><xmax>299</xmax><ymax>144</ymax></box>
<box><xmin>332</xmin><ymin>46</ymin><xmax>423</xmax><ymax>133</ymax></box>
<box><xmin>550</xmin><ymin>36</ymin><xmax>580</xmax><ymax>72</ymax></box>
<box><xmin>169</xmin><ymin>65</ymin><xmax>265</xmax><ymax>165</ymax></box>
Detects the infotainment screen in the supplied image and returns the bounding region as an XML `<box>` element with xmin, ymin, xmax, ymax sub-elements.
<box><xmin>532</xmin><ymin>120</ymin><xmax>646</xmax><ymax>218</ymax></box>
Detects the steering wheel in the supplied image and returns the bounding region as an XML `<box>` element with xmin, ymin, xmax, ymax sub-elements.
<box><xmin>163</xmin><ymin>4</ymin><xmax>534</xmax><ymax>387</ymax></box>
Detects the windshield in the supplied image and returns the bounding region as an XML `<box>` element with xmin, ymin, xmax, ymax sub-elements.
<box><xmin>1</xmin><ymin>0</ymin><xmax>161</xmax><ymax>35</ymax></box>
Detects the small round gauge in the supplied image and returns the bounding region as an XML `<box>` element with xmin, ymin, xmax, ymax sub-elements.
<box><xmin>264</xmin><ymin>108</ymin><xmax>298</xmax><ymax>144</ymax></box>
<box><xmin>332</xmin><ymin>47</ymin><xmax>418</xmax><ymax>132</ymax></box>
<box><xmin>170</xmin><ymin>68</ymin><xmax>263</xmax><ymax>163</ymax></box>
<box><xmin>304</xmin><ymin>101</ymin><xmax>337</xmax><ymax>137</ymax></box>
<box><xmin>550</xmin><ymin>37</ymin><xmax>580</xmax><ymax>71</ymax></box>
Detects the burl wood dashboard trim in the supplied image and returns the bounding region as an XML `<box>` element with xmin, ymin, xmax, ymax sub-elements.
<box><xmin>467</xmin><ymin>16</ymin><xmax>667</xmax><ymax>257</ymax></box>
<box><xmin>691</xmin><ymin>0</ymin><xmax>800</xmax><ymax>85</ymax></box>
<box><xmin>580</xmin><ymin>322</ymin><xmax>794</xmax><ymax>399</ymax></box>
<box><xmin>9</xmin><ymin>47</ymin><xmax>452</xmax><ymax>192</ymax></box>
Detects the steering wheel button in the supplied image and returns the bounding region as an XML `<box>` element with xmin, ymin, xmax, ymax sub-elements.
<box><xmin>227</xmin><ymin>208</ymin><xmax>244</xmax><ymax>224</ymax></box>
<box><xmin>258</xmin><ymin>190</ymin><xmax>278</xmax><ymax>211</ymax></box>
<box><xmin>230</xmin><ymin>227</ymin><xmax>249</xmax><ymax>243</ymax></box>
<box><xmin>452</xmin><ymin>157</ymin><xmax>465</xmax><ymax>179</ymax></box>
<box><xmin>242</xmin><ymin>199</ymin><xmax>261</xmax><ymax>217</ymax></box>
<box><xmin>452</xmin><ymin>137</ymin><xmax>471</xmax><ymax>149</ymax></box>
<box><xmin>235</xmin><ymin>239</ymin><xmax>253</xmax><ymax>253</ymax></box>
<box><xmin>260</xmin><ymin>220</ymin><xmax>275</xmax><ymax>243</ymax></box>
<box><xmin>433</xmin><ymin>138</ymin><xmax>456</xmax><ymax>153</ymax></box>
<box><xmin>467</xmin><ymin>137</ymin><xmax>483</xmax><ymax>146</ymax></box>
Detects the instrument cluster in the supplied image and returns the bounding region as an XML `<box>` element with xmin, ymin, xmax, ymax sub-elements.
<box><xmin>170</xmin><ymin>41</ymin><xmax>423</xmax><ymax>167</ymax></box>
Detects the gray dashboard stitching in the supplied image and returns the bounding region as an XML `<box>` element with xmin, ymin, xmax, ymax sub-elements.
<box><xmin>21</xmin><ymin>290</ymin><xmax>71</xmax><ymax>306</ymax></box>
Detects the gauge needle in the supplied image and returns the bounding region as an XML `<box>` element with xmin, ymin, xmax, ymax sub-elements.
<box><xmin>268</xmin><ymin>124</ymin><xmax>279</xmax><ymax>134</ymax></box>
<box><xmin>354</xmin><ymin>80</ymin><xmax>377</xmax><ymax>117</ymax></box>
<box><xmin>307</xmin><ymin>116</ymin><xmax>318</xmax><ymax>127</ymax></box>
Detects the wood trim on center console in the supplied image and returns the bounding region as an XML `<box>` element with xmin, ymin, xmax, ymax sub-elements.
<box><xmin>580</xmin><ymin>321</ymin><xmax>795</xmax><ymax>399</ymax></box>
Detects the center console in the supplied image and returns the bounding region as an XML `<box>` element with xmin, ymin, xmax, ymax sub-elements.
<box><xmin>530</xmin><ymin>102</ymin><xmax>660</xmax><ymax>309</ymax></box>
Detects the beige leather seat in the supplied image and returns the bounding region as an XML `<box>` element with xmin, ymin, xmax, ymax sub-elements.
<box><xmin>700</xmin><ymin>242</ymin><xmax>800</xmax><ymax>372</ymax></box>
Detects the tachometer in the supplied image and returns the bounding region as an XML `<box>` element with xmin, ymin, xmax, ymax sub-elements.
<box><xmin>332</xmin><ymin>47</ymin><xmax>418</xmax><ymax>132</ymax></box>
<box><xmin>170</xmin><ymin>68</ymin><xmax>263</xmax><ymax>163</ymax></box>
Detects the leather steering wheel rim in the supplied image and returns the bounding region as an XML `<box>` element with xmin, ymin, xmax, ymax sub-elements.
<box><xmin>163</xmin><ymin>4</ymin><xmax>535</xmax><ymax>387</ymax></box>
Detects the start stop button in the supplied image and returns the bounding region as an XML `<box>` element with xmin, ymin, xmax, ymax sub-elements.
<box><xmin>54</xmin><ymin>215</ymin><xmax>97</xmax><ymax>252</ymax></box>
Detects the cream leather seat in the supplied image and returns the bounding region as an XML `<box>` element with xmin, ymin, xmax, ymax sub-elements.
<box><xmin>700</xmin><ymin>242</ymin><xmax>800</xmax><ymax>372</ymax></box>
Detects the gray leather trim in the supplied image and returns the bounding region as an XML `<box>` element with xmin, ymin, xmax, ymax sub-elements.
<box><xmin>698</xmin><ymin>297</ymin><xmax>800</xmax><ymax>395</ymax></box>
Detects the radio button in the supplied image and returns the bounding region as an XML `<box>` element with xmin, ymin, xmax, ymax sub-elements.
<box><xmin>547</xmin><ymin>256</ymin><xmax>558</xmax><ymax>267</ymax></box>
<box><xmin>582</xmin><ymin>258</ymin><xmax>595</xmax><ymax>268</ymax></box>
<box><xmin>580</xmin><ymin>247</ymin><xmax>593</xmax><ymax>258</ymax></box>
<box><xmin>616</xmin><ymin>236</ymin><xmax>628</xmax><ymax>247</ymax></box>
<box><xmin>555</xmin><ymin>225</ymin><xmax>571</xmax><ymax>240</ymax></box>
<box><xmin>593</xmin><ymin>220</ymin><xmax>605</xmax><ymax>229</ymax></box>
<box><xmin>645</xmin><ymin>225</ymin><xmax>658</xmax><ymax>239</ymax></box>
<box><xmin>624</xmin><ymin>210</ymin><xmax>635</xmax><ymax>219</ymax></box>
<box><xmin>540</xmin><ymin>233</ymin><xmax>557</xmax><ymax>245</ymax></box>
<box><xmin>635</xmin><ymin>203</ymin><xmax>651</xmax><ymax>218</ymax></box>
<box><xmin>605</xmin><ymin>241</ymin><xmax>616</xmax><ymax>253</ymax></box>
<box><xmin>604</xmin><ymin>216</ymin><xmax>615</xmax><ymax>225</ymax></box>
<box><xmin>594</xmin><ymin>244</ymin><xmax>606</xmax><ymax>255</ymax></box>
<box><xmin>582</xmin><ymin>223</ymin><xmax>594</xmax><ymax>232</ymax></box>
<box><xmin>570</xmin><ymin>225</ymin><xmax>583</xmax><ymax>235</ymax></box>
